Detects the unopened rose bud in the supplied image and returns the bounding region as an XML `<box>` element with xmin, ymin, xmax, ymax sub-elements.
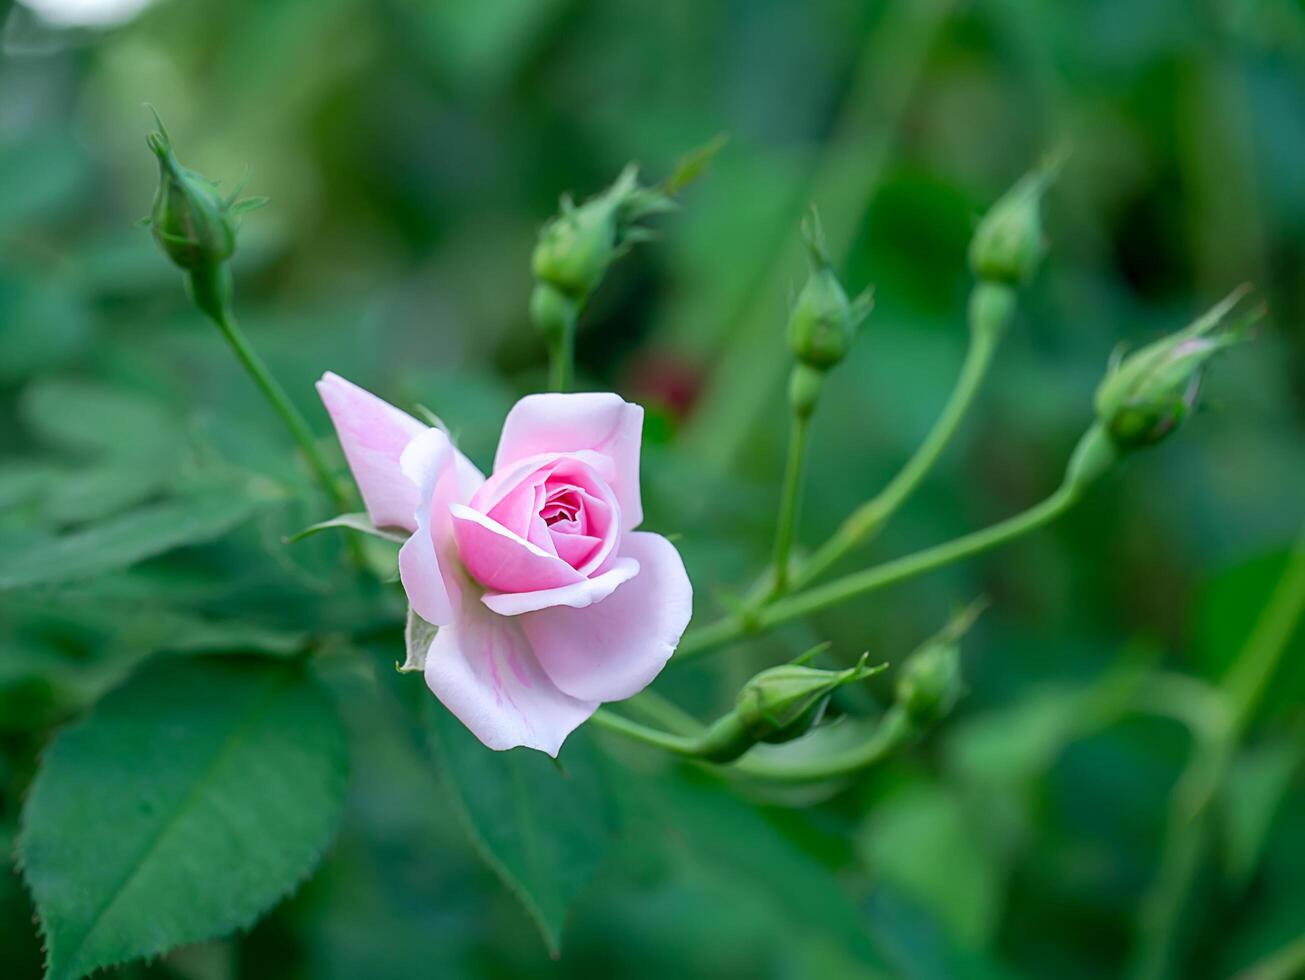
<box><xmin>735</xmin><ymin>653</ymin><xmax>884</xmax><ymax>746</ymax></box>
<box><xmin>1094</xmin><ymin>287</ymin><xmax>1254</xmax><ymax>450</ymax></box>
<box><xmin>786</xmin><ymin>209</ymin><xmax>873</xmax><ymax>371</ymax></box>
<box><xmin>895</xmin><ymin>602</ymin><xmax>983</xmax><ymax>724</ymax></box>
<box><xmin>144</xmin><ymin>109</ymin><xmax>264</xmax><ymax>274</ymax></box>
<box><xmin>532</xmin><ymin>164</ymin><xmax>675</xmax><ymax>302</ymax></box>
<box><xmin>895</xmin><ymin>641</ymin><xmax>961</xmax><ymax>724</ymax></box>
<box><xmin>968</xmin><ymin>166</ymin><xmax>1055</xmax><ymax>287</ymax></box>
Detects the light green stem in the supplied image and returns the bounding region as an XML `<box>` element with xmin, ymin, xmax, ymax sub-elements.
<box><xmin>587</xmin><ymin>708</ymin><xmax>702</xmax><ymax>755</ymax></box>
<box><xmin>676</xmin><ymin>479</ymin><xmax>1082</xmax><ymax>663</ymax></box>
<box><xmin>729</xmin><ymin>706</ymin><xmax>916</xmax><ymax>781</ymax></box>
<box><xmin>1130</xmin><ymin>522</ymin><xmax>1305</xmax><ymax>980</ymax></box>
<box><xmin>189</xmin><ymin>264</ymin><xmax>348</xmax><ymax>514</ymax></box>
<box><xmin>769</xmin><ymin>412</ymin><xmax>811</xmax><ymax>596</ymax></box>
<box><xmin>590</xmin><ymin>699</ymin><xmax>917</xmax><ymax>782</ymax></box>
<box><xmin>792</xmin><ymin>313</ymin><xmax>1000</xmax><ymax>591</ymax></box>
<box><xmin>547</xmin><ymin>324</ymin><xmax>575</xmax><ymax>393</ymax></box>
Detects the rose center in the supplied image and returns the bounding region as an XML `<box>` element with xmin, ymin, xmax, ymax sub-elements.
<box><xmin>540</xmin><ymin>487</ymin><xmax>583</xmax><ymax>529</ymax></box>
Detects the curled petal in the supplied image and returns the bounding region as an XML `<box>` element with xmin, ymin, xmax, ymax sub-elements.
<box><xmin>450</xmin><ymin>504</ymin><xmax>582</xmax><ymax>594</ymax></box>
<box><xmin>317</xmin><ymin>373</ymin><xmax>428</xmax><ymax>531</ymax></box>
<box><xmin>424</xmin><ymin>595</ymin><xmax>597</xmax><ymax>755</ymax></box>
<box><xmin>522</xmin><ymin>532</ymin><xmax>692</xmax><ymax>703</ymax></box>
<box><xmin>482</xmin><ymin>556</ymin><xmax>639</xmax><ymax>616</ymax></box>
<box><xmin>494</xmin><ymin>393</ymin><xmax>644</xmax><ymax>529</ymax></box>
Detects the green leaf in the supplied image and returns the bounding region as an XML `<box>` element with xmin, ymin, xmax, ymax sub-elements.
<box><xmin>286</xmin><ymin>512</ymin><xmax>407</xmax><ymax>545</ymax></box>
<box><xmin>0</xmin><ymin>491</ymin><xmax>262</xmax><ymax>591</ymax></box>
<box><xmin>858</xmin><ymin>783</ymin><xmax>1003</xmax><ymax>948</ymax></box>
<box><xmin>20</xmin><ymin>378</ymin><xmax>183</xmax><ymax>461</ymax></box>
<box><xmin>19</xmin><ymin>655</ymin><xmax>348</xmax><ymax>980</ymax></box>
<box><xmin>425</xmin><ymin>699</ymin><xmax>614</xmax><ymax>955</ymax></box>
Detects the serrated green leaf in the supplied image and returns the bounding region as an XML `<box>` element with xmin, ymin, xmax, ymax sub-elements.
<box><xmin>19</xmin><ymin>655</ymin><xmax>348</xmax><ymax>980</ymax></box>
<box><xmin>0</xmin><ymin>491</ymin><xmax>262</xmax><ymax>591</ymax></box>
<box><xmin>425</xmin><ymin>699</ymin><xmax>614</xmax><ymax>955</ymax></box>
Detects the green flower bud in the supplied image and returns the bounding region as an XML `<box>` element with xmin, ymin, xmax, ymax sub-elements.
<box><xmin>532</xmin><ymin>163</ymin><xmax>675</xmax><ymax>301</ymax></box>
<box><xmin>968</xmin><ymin>166</ymin><xmax>1056</xmax><ymax>286</ymax></box>
<box><xmin>735</xmin><ymin>652</ymin><xmax>884</xmax><ymax>746</ymax></box>
<box><xmin>1094</xmin><ymin>287</ymin><xmax>1255</xmax><ymax>450</ymax></box>
<box><xmin>786</xmin><ymin>209</ymin><xmax>872</xmax><ymax>370</ymax></box>
<box><xmin>895</xmin><ymin>602</ymin><xmax>984</xmax><ymax>724</ymax></box>
<box><xmin>895</xmin><ymin>641</ymin><xmax>962</xmax><ymax>724</ymax></box>
<box><xmin>144</xmin><ymin>109</ymin><xmax>264</xmax><ymax>274</ymax></box>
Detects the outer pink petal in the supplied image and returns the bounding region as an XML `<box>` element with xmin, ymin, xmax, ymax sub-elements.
<box><xmin>424</xmin><ymin>594</ymin><xmax>597</xmax><ymax>755</ymax></box>
<box><xmin>316</xmin><ymin>372</ymin><xmax>427</xmax><ymax>531</ymax></box>
<box><xmin>450</xmin><ymin>504</ymin><xmax>582</xmax><ymax>594</ymax></box>
<box><xmin>397</xmin><ymin>429</ymin><xmax>458</xmax><ymax>624</ymax></box>
<box><xmin>521</xmin><ymin>532</ymin><xmax>691</xmax><ymax>703</ymax></box>
<box><xmin>482</xmin><ymin>556</ymin><xmax>639</xmax><ymax>616</ymax></box>
<box><xmin>493</xmin><ymin>394</ymin><xmax>644</xmax><ymax>530</ymax></box>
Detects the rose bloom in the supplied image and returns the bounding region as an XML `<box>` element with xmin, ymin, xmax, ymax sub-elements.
<box><xmin>317</xmin><ymin>373</ymin><xmax>692</xmax><ymax>755</ymax></box>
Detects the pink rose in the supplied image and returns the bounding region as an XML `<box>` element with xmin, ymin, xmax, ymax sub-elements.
<box><xmin>317</xmin><ymin>373</ymin><xmax>693</xmax><ymax>755</ymax></box>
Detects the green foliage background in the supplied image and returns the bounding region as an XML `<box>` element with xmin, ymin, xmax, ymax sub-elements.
<box><xmin>1</xmin><ymin>0</ymin><xmax>1303</xmax><ymax>978</ymax></box>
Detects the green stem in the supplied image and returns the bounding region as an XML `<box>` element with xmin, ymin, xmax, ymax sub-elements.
<box><xmin>792</xmin><ymin>311</ymin><xmax>1001</xmax><ymax>591</ymax></box>
<box><xmin>676</xmin><ymin>479</ymin><xmax>1082</xmax><ymax>663</ymax></box>
<box><xmin>587</xmin><ymin>708</ymin><xmax>702</xmax><ymax>755</ymax></box>
<box><xmin>547</xmin><ymin>324</ymin><xmax>575</xmax><ymax>393</ymax></box>
<box><xmin>1129</xmin><ymin>522</ymin><xmax>1305</xmax><ymax>980</ymax></box>
<box><xmin>729</xmin><ymin>706</ymin><xmax>916</xmax><ymax>781</ymax></box>
<box><xmin>1221</xmin><ymin>522</ymin><xmax>1305</xmax><ymax>737</ymax></box>
<box><xmin>769</xmin><ymin>412</ymin><xmax>811</xmax><ymax>596</ymax></box>
<box><xmin>188</xmin><ymin>263</ymin><xmax>349</xmax><ymax>514</ymax></box>
<box><xmin>590</xmin><ymin>700</ymin><xmax>917</xmax><ymax>782</ymax></box>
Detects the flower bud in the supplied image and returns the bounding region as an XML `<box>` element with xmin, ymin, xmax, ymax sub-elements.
<box><xmin>895</xmin><ymin>640</ymin><xmax>962</xmax><ymax>724</ymax></box>
<box><xmin>735</xmin><ymin>653</ymin><xmax>884</xmax><ymax>746</ymax></box>
<box><xmin>532</xmin><ymin>164</ymin><xmax>676</xmax><ymax>301</ymax></box>
<box><xmin>894</xmin><ymin>602</ymin><xmax>983</xmax><ymax>724</ymax></box>
<box><xmin>968</xmin><ymin>167</ymin><xmax>1055</xmax><ymax>286</ymax></box>
<box><xmin>1094</xmin><ymin>288</ymin><xmax>1254</xmax><ymax>450</ymax></box>
<box><xmin>787</xmin><ymin>209</ymin><xmax>872</xmax><ymax>370</ymax></box>
<box><xmin>144</xmin><ymin>111</ymin><xmax>263</xmax><ymax>274</ymax></box>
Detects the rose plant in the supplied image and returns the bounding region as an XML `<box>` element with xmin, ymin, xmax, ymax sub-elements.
<box><xmin>8</xmin><ymin>115</ymin><xmax>1267</xmax><ymax>980</ymax></box>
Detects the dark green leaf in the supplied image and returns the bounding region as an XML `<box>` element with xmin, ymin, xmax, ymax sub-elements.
<box><xmin>425</xmin><ymin>699</ymin><xmax>614</xmax><ymax>955</ymax></box>
<box><xmin>0</xmin><ymin>492</ymin><xmax>263</xmax><ymax>591</ymax></box>
<box><xmin>19</xmin><ymin>655</ymin><xmax>349</xmax><ymax>980</ymax></box>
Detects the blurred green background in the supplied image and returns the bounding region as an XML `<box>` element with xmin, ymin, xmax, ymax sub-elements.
<box><xmin>1</xmin><ymin>0</ymin><xmax>1303</xmax><ymax>978</ymax></box>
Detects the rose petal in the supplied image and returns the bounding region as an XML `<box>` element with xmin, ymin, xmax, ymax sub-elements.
<box><xmin>450</xmin><ymin>504</ymin><xmax>582</xmax><ymax>594</ymax></box>
<box><xmin>494</xmin><ymin>394</ymin><xmax>644</xmax><ymax>530</ymax></box>
<box><xmin>521</xmin><ymin>532</ymin><xmax>691</xmax><ymax>702</ymax></box>
<box><xmin>424</xmin><ymin>595</ymin><xmax>597</xmax><ymax>755</ymax></box>
<box><xmin>316</xmin><ymin>372</ymin><xmax>428</xmax><ymax>531</ymax></box>
<box><xmin>482</xmin><ymin>556</ymin><xmax>639</xmax><ymax>616</ymax></box>
<box><xmin>397</xmin><ymin>429</ymin><xmax>463</xmax><ymax>624</ymax></box>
